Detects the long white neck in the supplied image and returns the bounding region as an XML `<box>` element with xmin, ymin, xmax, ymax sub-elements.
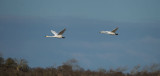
<box><xmin>45</xmin><ymin>36</ymin><xmax>54</xmax><ymax>37</ymax></box>
<box><xmin>100</xmin><ymin>31</ymin><xmax>109</xmax><ymax>33</ymax></box>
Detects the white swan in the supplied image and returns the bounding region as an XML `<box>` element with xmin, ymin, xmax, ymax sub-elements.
<box><xmin>45</xmin><ymin>28</ymin><xmax>66</xmax><ymax>38</ymax></box>
<box><xmin>100</xmin><ymin>27</ymin><xmax>118</xmax><ymax>35</ymax></box>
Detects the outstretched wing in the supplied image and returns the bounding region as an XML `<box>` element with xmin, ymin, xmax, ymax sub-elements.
<box><xmin>58</xmin><ymin>28</ymin><xmax>66</xmax><ymax>35</ymax></box>
<box><xmin>111</xmin><ymin>27</ymin><xmax>118</xmax><ymax>33</ymax></box>
<box><xmin>51</xmin><ymin>30</ymin><xmax>58</xmax><ymax>36</ymax></box>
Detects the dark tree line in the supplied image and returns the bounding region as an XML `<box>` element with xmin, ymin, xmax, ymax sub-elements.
<box><xmin>0</xmin><ymin>56</ymin><xmax>160</xmax><ymax>76</ymax></box>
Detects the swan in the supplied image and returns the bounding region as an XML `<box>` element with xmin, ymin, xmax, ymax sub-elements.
<box><xmin>45</xmin><ymin>28</ymin><xmax>66</xmax><ymax>38</ymax></box>
<box><xmin>100</xmin><ymin>27</ymin><xmax>118</xmax><ymax>35</ymax></box>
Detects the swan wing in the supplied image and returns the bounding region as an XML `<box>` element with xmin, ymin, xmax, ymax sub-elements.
<box><xmin>111</xmin><ymin>27</ymin><xmax>118</xmax><ymax>33</ymax></box>
<box><xmin>51</xmin><ymin>30</ymin><xmax>58</xmax><ymax>36</ymax></box>
<box><xmin>58</xmin><ymin>28</ymin><xmax>66</xmax><ymax>35</ymax></box>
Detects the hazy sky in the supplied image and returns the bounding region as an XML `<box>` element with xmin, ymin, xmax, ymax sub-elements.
<box><xmin>0</xmin><ymin>0</ymin><xmax>160</xmax><ymax>70</ymax></box>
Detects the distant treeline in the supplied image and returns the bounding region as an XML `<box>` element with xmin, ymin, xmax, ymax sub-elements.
<box><xmin>0</xmin><ymin>56</ymin><xmax>160</xmax><ymax>76</ymax></box>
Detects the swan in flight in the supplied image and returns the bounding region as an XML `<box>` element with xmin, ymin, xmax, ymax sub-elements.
<box><xmin>45</xmin><ymin>28</ymin><xmax>66</xmax><ymax>38</ymax></box>
<box><xmin>100</xmin><ymin>27</ymin><xmax>118</xmax><ymax>35</ymax></box>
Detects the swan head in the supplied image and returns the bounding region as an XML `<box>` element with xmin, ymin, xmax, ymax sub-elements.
<box><xmin>115</xmin><ymin>33</ymin><xmax>118</xmax><ymax>35</ymax></box>
<box><xmin>45</xmin><ymin>36</ymin><xmax>49</xmax><ymax>37</ymax></box>
<box><xmin>100</xmin><ymin>31</ymin><xmax>105</xmax><ymax>33</ymax></box>
<box><xmin>62</xmin><ymin>37</ymin><xmax>65</xmax><ymax>38</ymax></box>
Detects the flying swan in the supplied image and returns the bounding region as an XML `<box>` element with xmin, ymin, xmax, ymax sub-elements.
<box><xmin>100</xmin><ymin>27</ymin><xmax>119</xmax><ymax>35</ymax></box>
<box><xmin>45</xmin><ymin>28</ymin><xmax>66</xmax><ymax>38</ymax></box>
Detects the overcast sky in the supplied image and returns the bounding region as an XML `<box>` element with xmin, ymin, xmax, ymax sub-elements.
<box><xmin>0</xmin><ymin>0</ymin><xmax>160</xmax><ymax>70</ymax></box>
